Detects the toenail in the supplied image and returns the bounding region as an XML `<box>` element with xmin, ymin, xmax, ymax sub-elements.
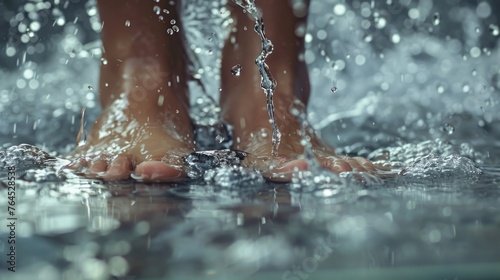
<box><xmin>106</xmin><ymin>169</ymin><xmax>122</xmax><ymax>176</ymax></box>
<box><xmin>131</xmin><ymin>172</ymin><xmax>146</xmax><ymax>180</ymax></box>
<box><xmin>150</xmin><ymin>170</ymin><xmax>183</xmax><ymax>181</ymax></box>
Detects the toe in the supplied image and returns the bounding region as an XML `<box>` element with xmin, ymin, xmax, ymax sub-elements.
<box><xmin>88</xmin><ymin>158</ymin><xmax>108</xmax><ymax>173</ymax></box>
<box><xmin>269</xmin><ymin>159</ymin><xmax>309</xmax><ymax>182</ymax></box>
<box><xmin>353</xmin><ymin>157</ymin><xmax>377</xmax><ymax>173</ymax></box>
<box><xmin>63</xmin><ymin>160</ymin><xmax>80</xmax><ymax>171</ymax></box>
<box><xmin>134</xmin><ymin>161</ymin><xmax>184</xmax><ymax>182</ymax></box>
<box><xmin>344</xmin><ymin>157</ymin><xmax>369</xmax><ymax>173</ymax></box>
<box><xmin>373</xmin><ymin>162</ymin><xmax>392</xmax><ymax>171</ymax></box>
<box><xmin>103</xmin><ymin>154</ymin><xmax>133</xmax><ymax>180</ymax></box>
<box><xmin>319</xmin><ymin>157</ymin><xmax>353</xmax><ymax>173</ymax></box>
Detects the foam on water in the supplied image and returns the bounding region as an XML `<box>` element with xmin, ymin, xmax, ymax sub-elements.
<box><xmin>0</xmin><ymin>144</ymin><xmax>59</xmax><ymax>173</ymax></box>
<box><xmin>400</xmin><ymin>154</ymin><xmax>482</xmax><ymax>179</ymax></box>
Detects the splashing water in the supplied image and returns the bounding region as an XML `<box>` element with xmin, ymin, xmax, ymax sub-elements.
<box><xmin>231</xmin><ymin>0</ymin><xmax>281</xmax><ymax>156</ymax></box>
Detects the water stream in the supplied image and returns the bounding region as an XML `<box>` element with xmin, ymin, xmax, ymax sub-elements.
<box><xmin>231</xmin><ymin>0</ymin><xmax>282</xmax><ymax>156</ymax></box>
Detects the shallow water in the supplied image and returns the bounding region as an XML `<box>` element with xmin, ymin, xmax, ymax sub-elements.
<box><xmin>1</xmin><ymin>0</ymin><xmax>500</xmax><ymax>279</ymax></box>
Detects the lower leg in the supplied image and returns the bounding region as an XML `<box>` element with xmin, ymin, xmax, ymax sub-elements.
<box><xmin>69</xmin><ymin>0</ymin><xmax>194</xmax><ymax>181</ymax></box>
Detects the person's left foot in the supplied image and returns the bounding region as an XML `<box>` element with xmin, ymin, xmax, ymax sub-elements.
<box><xmin>66</xmin><ymin>57</ymin><xmax>195</xmax><ymax>182</ymax></box>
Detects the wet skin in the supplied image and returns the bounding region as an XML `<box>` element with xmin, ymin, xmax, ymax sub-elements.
<box><xmin>67</xmin><ymin>0</ymin><xmax>389</xmax><ymax>182</ymax></box>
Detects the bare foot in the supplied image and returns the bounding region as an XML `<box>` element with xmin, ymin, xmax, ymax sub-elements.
<box><xmin>220</xmin><ymin>0</ymin><xmax>387</xmax><ymax>182</ymax></box>
<box><xmin>68</xmin><ymin>59</ymin><xmax>195</xmax><ymax>182</ymax></box>
<box><xmin>67</xmin><ymin>0</ymin><xmax>194</xmax><ymax>182</ymax></box>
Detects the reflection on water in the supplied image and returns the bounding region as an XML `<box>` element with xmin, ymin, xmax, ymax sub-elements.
<box><xmin>1</xmin><ymin>160</ymin><xmax>500</xmax><ymax>279</ymax></box>
<box><xmin>1</xmin><ymin>0</ymin><xmax>500</xmax><ymax>279</ymax></box>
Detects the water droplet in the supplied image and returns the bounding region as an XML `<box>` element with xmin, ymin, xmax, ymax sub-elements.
<box><xmin>470</xmin><ymin>47</ymin><xmax>481</xmax><ymax>58</ymax></box>
<box><xmin>437</xmin><ymin>85</ymin><xmax>444</xmax><ymax>94</ymax></box>
<box><xmin>88</xmin><ymin>85</ymin><xmax>93</xmax><ymax>90</ymax></box>
<box><xmin>163</xmin><ymin>9</ymin><xmax>170</xmax><ymax>14</ymax></box>
<box><xmin>442</xmin><ymin>123</ymin><xmax>455</xmax><ymax>135</ymax></box>
<box><xmin>172</xmin><ymin>25</ymin><xmax>179</xmax><ymax>32</ymax></box>
<box><xmin>391</xmin><ymin>33</ymin><xmax>401</xmax><ymax>44</ymax></box>
<box><xmin>86</xmin><ymin>3</ymin><xmax>97</xmax><ymax>17</ymax></box>
<box><xmin>125</xmin><ymin>20</ymin><xmax>130</xmax><ymax>27</ymax></box>
<box><xmin>475</xmin><ymin>27</ymin><xmax>480</xmax><ymax>33</ymax></box>
<box><xmin>167</xmin><ymin>28</ymin><xmax>173</xmax><ymax>35</ymax></box>
<box><xmin>153</xmin><ymin>6</ymin><xmax>161</xmax><ymax>15</ymax></box>
<box><xmin>489</xmin><ymin>24</ymin><xmax>499</xmax><ymax>36</ymax></box>
<box><xmin>260</xmin><ymin>129</ymin><xmax>268</xmax><ymax>138</ymax></box>
<box><xmin>331</xmin><ymin>86</ymin><xmax>337</xmax><ymax>93</ymax></box>
<box><xmin>231</xmin><ymin>64</ymin><xmax>242</xmax><ymax>76</ymax></box>
<box><xmin>100</xmin><ymin>57</ymin><xmax>108</xmax><ymax>65</ymax></box>
<box><xmin>333</xmin><ymin>4</ymin><xmax>346</xmax><ymax>16</ymax></box>
<box><xmin>433</xmin><ymin>13</ymin><xmax>440</xmax><ymax>26</ymax></box>
<box><xmin>170</xmin><ymin>19</ymin><xmax>176</xmax><ymax>24</ymax></box>
<box><xmin>462</xmin><ymin>84</ymin><xmax>470</xmax><ymax>93</ymax></box>
<box><xmin>215</xmin><ymin>134</ymin><xmax>224</xmax><ymax>143</ymax></box>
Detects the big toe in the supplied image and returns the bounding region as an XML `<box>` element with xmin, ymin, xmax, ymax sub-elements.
<box><xmin>134</xmin><ymin>161</ymin><xmax>184</xmax><ymax>182</ymax></box>
<box><xmin>268</xmin><ymin>159</ymin><xmax>309</xmax><ymax>182</ymax></box>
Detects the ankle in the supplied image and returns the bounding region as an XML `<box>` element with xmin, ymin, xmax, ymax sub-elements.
<box><xmin>99</xmin><ymin>57</ymin><xmax>188</xmax><ymax>108</ymax></box>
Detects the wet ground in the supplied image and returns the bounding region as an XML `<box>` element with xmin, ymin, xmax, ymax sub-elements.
<box><xmin>0</xmin><ymin>145</ymin><xmax>500</xmax><ymax>279</ymax></box>
<box><xmin>1</xmin><ymin>0</ymin><xmax>500</xmax><ymax>279</ymax></box>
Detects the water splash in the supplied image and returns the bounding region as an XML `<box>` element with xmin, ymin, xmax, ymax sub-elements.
<box><xmin>400</xmin><ymin>154</ymin><xmax>482</xmax><ymax>180</ymax></box>
<box><xmin>184</xmin><ymin>149</ymin><xmax>247</xmax><ymax>179</ymax></box>
<box><xmin>231</xmin><ymin>0</ymin><xmax>281</xmax><ymax>156</ymax></box>
<box><xmin>75</xmin><ymin>107</ymin><xmax>87</xmax><ymax>147</ymax></box>
<box><xmin>0</xmin><ymin>144</ymin><xmax>61</xmax><ymax>173</ymax></box>
<box><xmin>287</xmin><ymin>101</ymin><xmax>380</xmax><ymax>192</ymax></box>
<box><xmin>190</xmin><ymin>95</ymin><xmax>234</xmax><ymax>150</ymax></box>
<box><xmin>231</xmin><ymin>64</ymin><xmax>242</xmax><ymax>76</ymax></box>
<box><xmin>433</xmin><ymin>12</ymin><xmax>440</xmax><ymax>26</ymax></box>
<box><xmin>204</xmin><ymin>166</ymin><xmax>264</xmax><ymax>188</ymax></box>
